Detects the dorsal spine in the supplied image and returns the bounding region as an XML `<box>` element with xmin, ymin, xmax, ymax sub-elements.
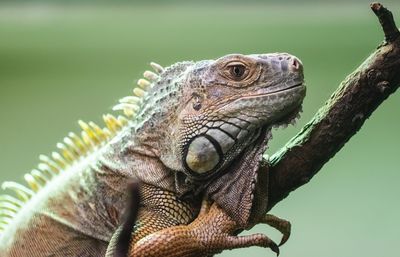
<box><xmin>0</xmin><ymin>62</ymin><xmax>164</xmax><ymax>233</ymax></box>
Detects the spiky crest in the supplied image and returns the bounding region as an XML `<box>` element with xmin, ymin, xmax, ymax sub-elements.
<box><xmin>0</xmin><ymin>62</ymin><xmax>164</xmax><ymax>233</ymax></box>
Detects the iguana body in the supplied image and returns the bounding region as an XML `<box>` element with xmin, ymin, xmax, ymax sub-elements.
<box><xmin>0</xmin><ymin>53</ymin><xmax>305</xmax><ymax>256</ymax></box>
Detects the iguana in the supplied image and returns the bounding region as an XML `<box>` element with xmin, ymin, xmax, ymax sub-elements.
<box><xmin>0</xmin><ymin>53</ymin><xmax>305</xmax><ymax>256</ymax></box>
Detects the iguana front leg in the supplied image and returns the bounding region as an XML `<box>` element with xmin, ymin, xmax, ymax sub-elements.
<box><xmin>130</xmin><ymin>200</ymin><xmax>288</xmax><ymax>257</ymax></box>
<box><xmin>105</xmin><ymin>182</ymin><xmax>202</xmax><ymax>257</ymax></box>
<box><xmin>107</xmin><ymin>168</ymin><xmax>291</xmax><ymax>257</ymax></box>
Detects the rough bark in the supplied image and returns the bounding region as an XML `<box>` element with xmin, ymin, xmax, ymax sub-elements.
<box><xmin>266</xmin><ymin>2</ymin><xmax>400</xmax><ymax>210</ymax></box>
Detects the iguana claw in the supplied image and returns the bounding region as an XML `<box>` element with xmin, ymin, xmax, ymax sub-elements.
<box><xmin>260</xmin><ymin>214</ymin><xmax>291</xmax><ymax>246</ymax></box>
<box><xmin>270</xmin><ymin>242</ymin><xmax>280</xmax><ymax>256</ymax></box>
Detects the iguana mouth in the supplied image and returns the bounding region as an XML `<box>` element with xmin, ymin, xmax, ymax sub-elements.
<box><xmin>245</xmin><ymin>82</ymin><xmax>305</xmax><ymax>99</ymax></box>
<box><xmin>269</xmin><ymin>82</ymin><xmax>304</xmax><ymax>94</ymax></box>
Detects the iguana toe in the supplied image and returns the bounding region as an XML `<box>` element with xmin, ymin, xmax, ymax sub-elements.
<box><xmin>260</xmin><ymin>214</ymin><xmax>291</xmax><ymax>246</ymax></box>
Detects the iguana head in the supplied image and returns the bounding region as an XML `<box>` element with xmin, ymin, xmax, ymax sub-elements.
<box><xmin>132</xmin><ymin>53</ymin><xmax>305</xmax><ymax>225</ymax></box>
<box><xmin>177</xmin><ymin>53</ymin><xmax>305</xmax><ymax>178</ymax></box>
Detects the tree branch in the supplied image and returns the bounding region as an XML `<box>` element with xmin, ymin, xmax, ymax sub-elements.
<box><xmin>266</xmin><ymin>2</ymin><xmax>400</xmax><ymax>210</ymax></box>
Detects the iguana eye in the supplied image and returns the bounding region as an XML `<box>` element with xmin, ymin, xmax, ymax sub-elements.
<box><xmin>227</xmin><ymin>63</ymin><xmax>248</xmax><ymax>81</ymax></box>
<box><xmin>231</xmin><ymin>65</ymin><xmax>245</xmax><ymax>77</ymax></box>
<box><xmin>216</xmin><ymin>56</ymin><xmax>261</xmax><ymax>87</ymax></box>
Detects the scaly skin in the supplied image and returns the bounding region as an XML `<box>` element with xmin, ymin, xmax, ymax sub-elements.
<box><xmin>0</xmin><ymin>53</ymin><xmax>305</xmax><ymax>256</ymax></box>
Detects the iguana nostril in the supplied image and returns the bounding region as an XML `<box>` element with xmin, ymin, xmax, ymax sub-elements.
<box><xmin>291</xmin><ymin>58</ymin><xmax>303</xmax><ymax>71</ymax></box>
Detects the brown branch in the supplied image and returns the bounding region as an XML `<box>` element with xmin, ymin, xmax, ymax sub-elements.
<box><xmin>371</xmin><ymin>2</ymin><xmax>400</xmax><ymax>42</ymax></box>
<box><xmin>266</xmin><ymin>2</ymin><xmax>400</xmax><ymax>211</ymax></box>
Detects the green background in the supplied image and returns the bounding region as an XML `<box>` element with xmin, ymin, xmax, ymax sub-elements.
<box><xmin>0</xmin><ymin>1</ymin><xmax>399</xmax><ymax>256</ymax></box>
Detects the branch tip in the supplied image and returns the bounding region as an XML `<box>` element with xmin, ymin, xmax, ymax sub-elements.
<box><xmin>370</xmin><ymin>2</ymin><xmax>400</xmax><ymax>42</ymax></box>
<box><xmin>267</xmin><ymin>3</ymin><xmax>400</xmax><ymax>210</ymax></box>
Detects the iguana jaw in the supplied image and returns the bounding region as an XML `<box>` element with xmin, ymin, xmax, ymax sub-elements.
<box><xmin>215</xmin><ymin>81</ymin><xmax>305</xmax><ymax>123</ymax></box>
<box><xmin>204</xmin><ymin>92</ymin><xmax>305</xmax><ymax>227</ymax></box>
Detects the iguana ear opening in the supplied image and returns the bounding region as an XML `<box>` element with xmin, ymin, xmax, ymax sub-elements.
<box><xmin>205</xmin><ymin>128</ymin><xmax>271</xmax><ymax>227</ymax></box>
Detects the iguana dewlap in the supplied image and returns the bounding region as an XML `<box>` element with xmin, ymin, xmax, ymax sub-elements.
<box><xmin>0</xmin><ymin>53</ymin><xmax>305</xmax><ymax>256</ymax></box>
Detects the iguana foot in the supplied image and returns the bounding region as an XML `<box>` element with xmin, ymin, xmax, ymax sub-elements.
<box><xmin>259</xmin><ymin>214</ymin><xmax>291</xmax><ymax>246</ymax></box>
<box><xmin>131</xmin><ymin>200</ymin><xmax>280</xmax><ymax>257</ymax></box>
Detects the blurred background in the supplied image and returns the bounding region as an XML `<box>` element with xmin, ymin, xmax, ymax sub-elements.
<box><xmin>0</xmin><ymin>0</ymin><xmax>399</xmax><ymax>256</ymax></box>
